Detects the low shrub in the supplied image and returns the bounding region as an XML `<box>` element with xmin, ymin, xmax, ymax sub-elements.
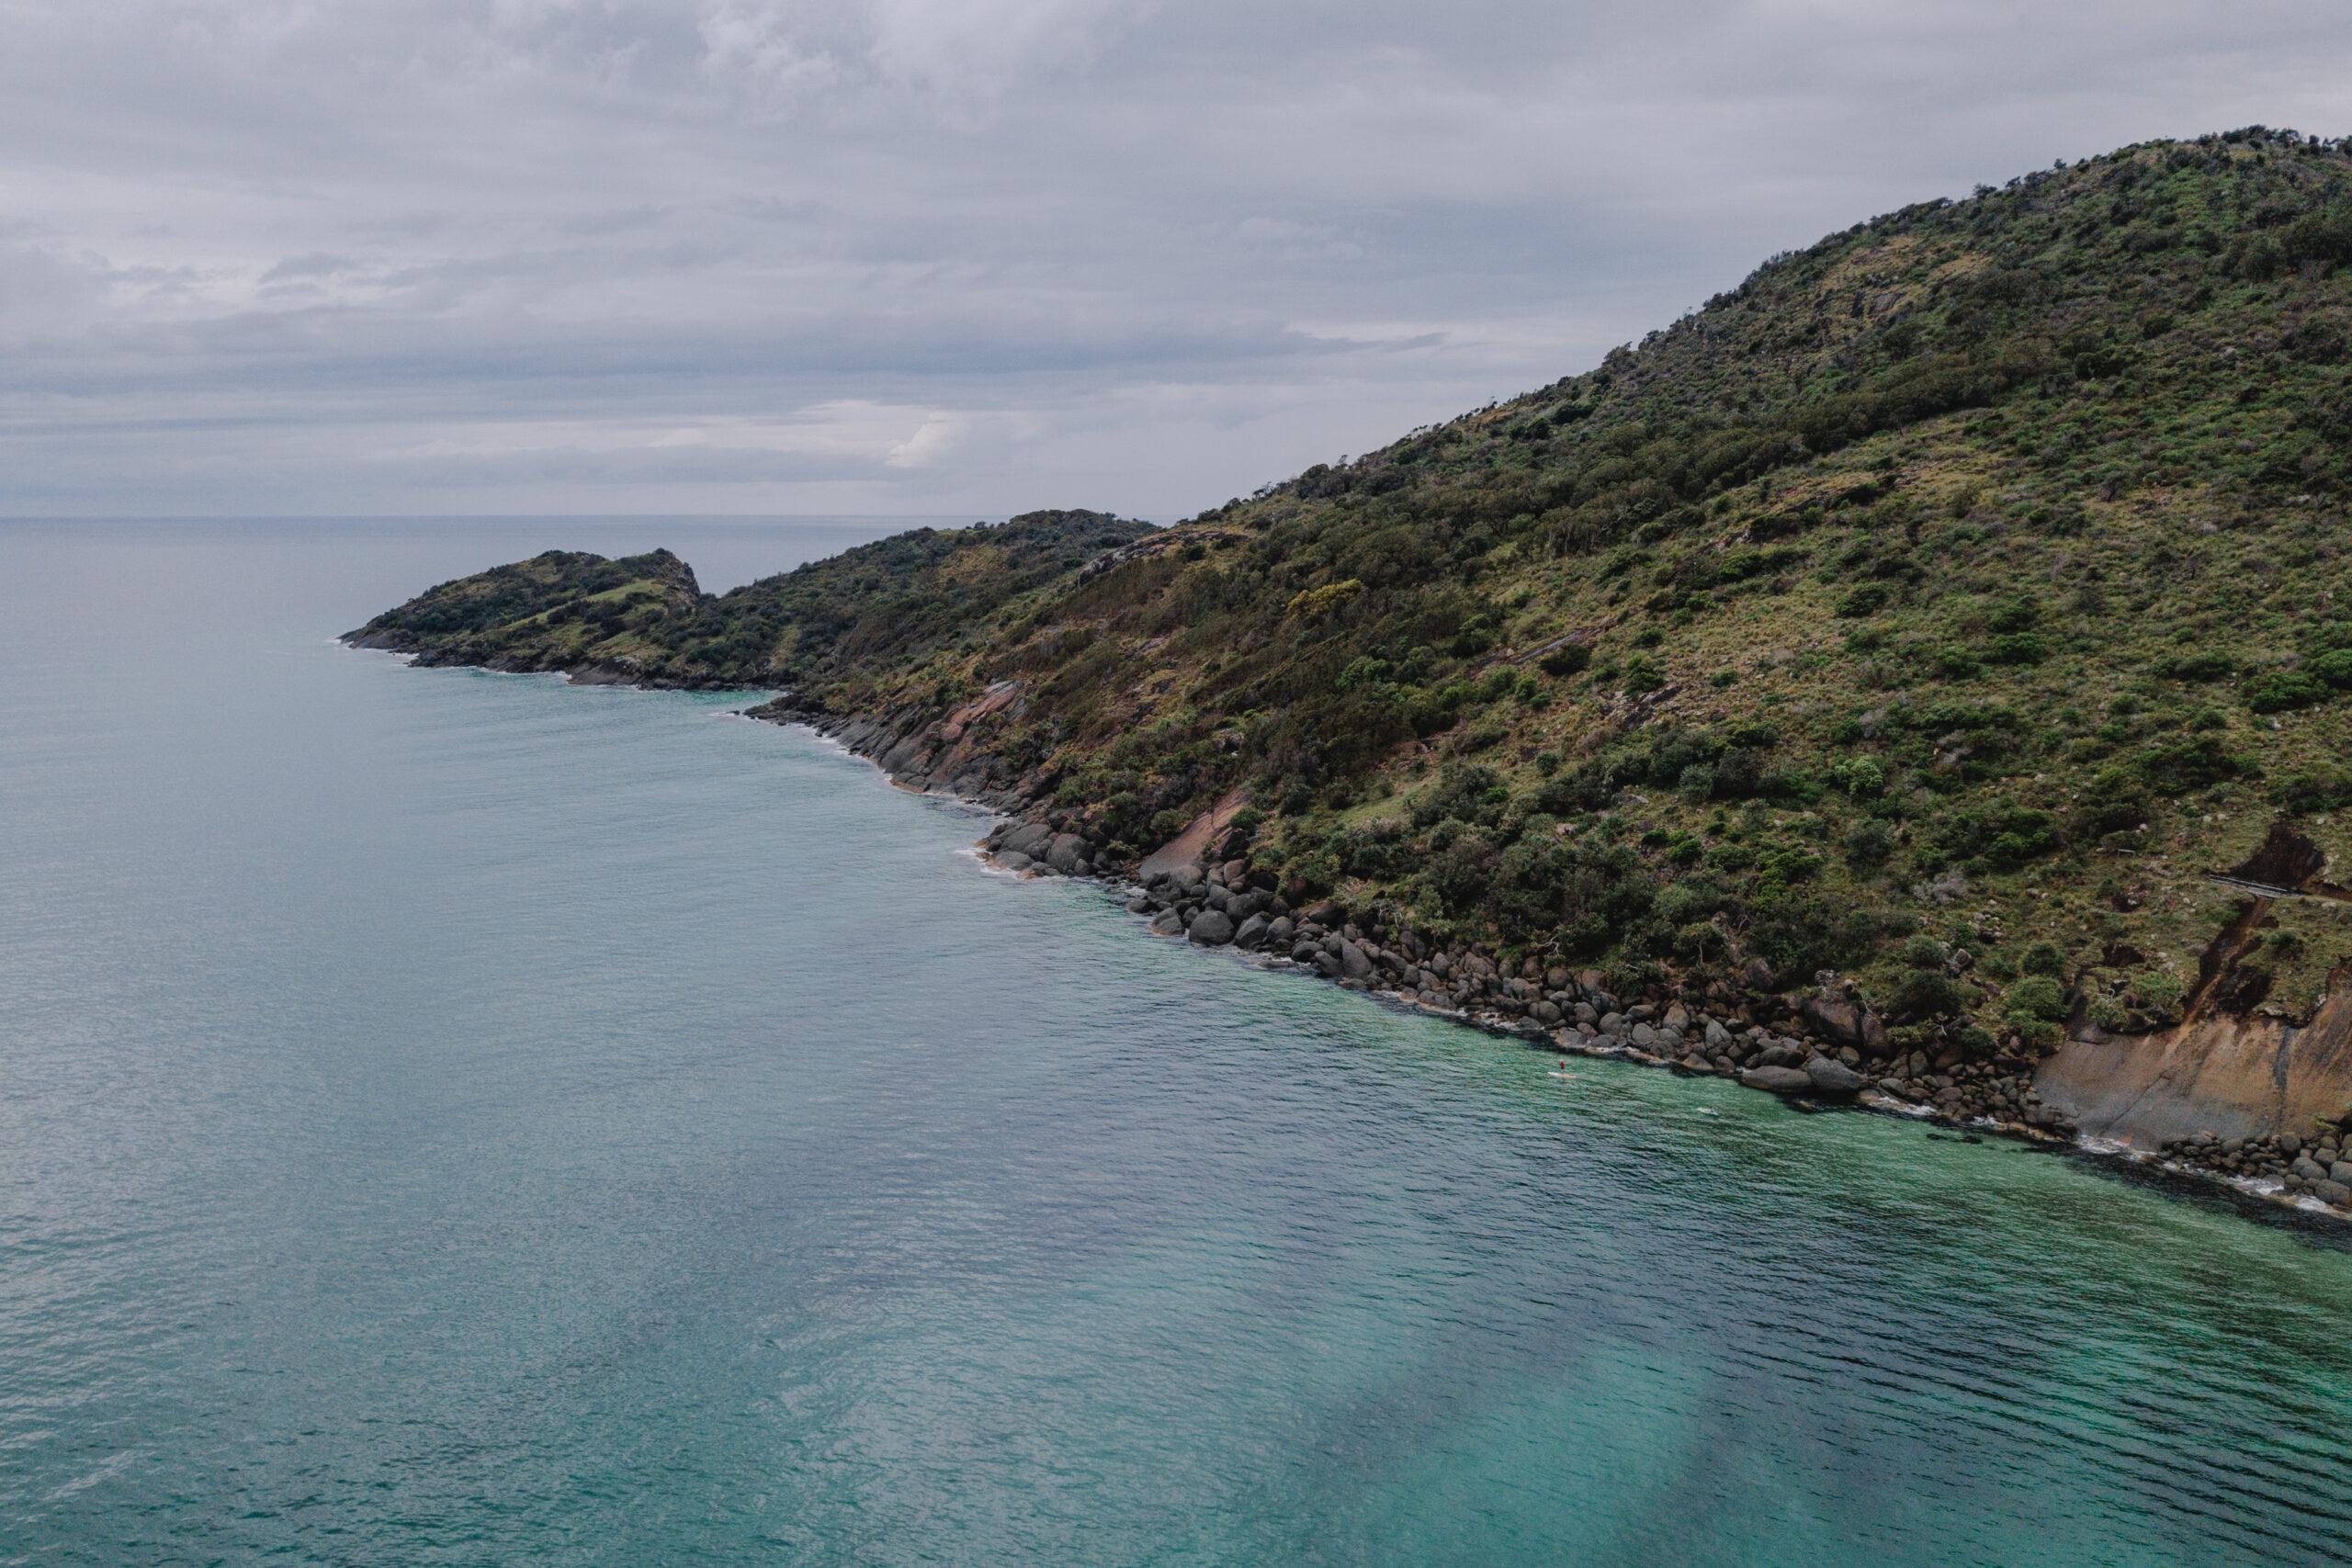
<box><xmin>1830</xmin><ymin>755</ymin><xmax>1887</xmax><ymax>796</ymax></box>
<box><xmin>2073</xmin><ymin>764</ymin><xmax>2150</xmax><ymax>837</ymax></box>
<box><xmin>1891</xmin><ymin>969</ymin><xmax>1967</xmax><ymax>1019</ymax></box>
<box><xmin>1985</xmin><ymin>630</ymin><xmax>2050</xmax><ymax>665</ymax></box>
<box><xmin>1842</xmin><ymin>818</ymin><xmax>1897</xmax><ymax>866</ymax></box>
<box><xmin>1537</xmin><ymin>643</ymin><xmax>1591</xmax><ymax>677</ymax></box>
<box><xmin>1285</xmin><ymin>579</ymin><xmax>1364</xmax><ymax>622</ymax></box>
<box><xmin>2155</xmin><ymin>649</ymin><xmax>2233</xmax><ymax>682</ymax></box>
<box><xmin>2005</xmin><ymin>975</ymin><xmax>2068</xmax><ymax>1023</ymax></box>
<box><xmin>1836</xmin><ymin>583</ymin><xmax>1892</xmax><ymax>618</ymax></box>
<box><xmin>2272</xmin><ymin>768</ymin><xmax>2352</xmax><ymax>812</ymax></box>
<box><xmin>2137</xmin><ymin>735</ymin><xmax>2242</xmax><ymax>793</ymax></box>
<box><xmin>2310</xmin><ymin>648</ymin><xmax>2352</xmax><ymax>689</ymax></box>
<box><xmin>2245</xmin><ymin>670</ymin><xmax>2330</xmax><ymax>713</ymax></box>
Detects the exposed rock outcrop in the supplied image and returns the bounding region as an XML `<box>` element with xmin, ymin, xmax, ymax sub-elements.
<box><xmin>2040</xmin><ymin>990</ymin><xmax>2352</xmax><ymax>1147</ymax></box>
<box><xmin>2039</xmin><ymin>818</ymin><xmax>2352</xmax><ymax>1163</ymax></box>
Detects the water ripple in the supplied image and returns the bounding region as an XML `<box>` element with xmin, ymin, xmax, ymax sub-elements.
<box><xmin>2</xmin><ymin>522</ymin><xmax>2349</xmax><ymax>1566</ymax></box>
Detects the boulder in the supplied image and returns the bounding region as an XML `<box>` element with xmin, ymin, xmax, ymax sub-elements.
<box><xmin>1148</xmin><ymin>908</ymin><xmax>1184</xmax><ymax>937</ymax></box>
<box><xmin>997</xmin><ymin>851</ymin><xmax>1033</xmax><ymax>873</ymax></box>
<box><xmin>1804</xmin><ymin>1056</ymin><xmax>1867</xmax><ymax>1096</ymax></box>
<box><xmin>1046</xmin><ymin>833</ymin><xmax>1088</xmax><ymax>874</ymax></box>
<box><xmin>1187</xmin><ymin>909</ymin><xmax>1236</xmax><ymax>946</ymax></box>
<box><xmin>1799</xmin><ymin>996</ymin><xmax>1871</xmax><ymax>1049</ymax></box>
<box><xmin>1001</xmin><ymin>820</ymin><xmax>1055</xmax><ymax>858</ymax></box>
<box><xmin>2314</xmin><ymin>1179</ymin><xmax>2352</xmax><ymax>1209</ymax></box>
<box><xmin>1233</xmin><ymin>913</ymin><xmax>1270</xmax><ymax>949</ymax></box>
<box><xmin>1740</xmin><ymin>1066</ymin><xmax>1815</xmax><ymax>1096</ymax></box>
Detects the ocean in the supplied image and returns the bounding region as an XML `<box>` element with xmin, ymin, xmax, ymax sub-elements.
<box><xmin>3</xmin><ymin>518</ymin><xmax>2348</xmax><ymax>1565</ymax></box>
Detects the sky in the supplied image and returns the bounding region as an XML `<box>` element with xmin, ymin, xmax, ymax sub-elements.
<box><xmin>5</xmin><ymin>2</ymin><xmax>2349</xmax><ymax>520</ymax></box>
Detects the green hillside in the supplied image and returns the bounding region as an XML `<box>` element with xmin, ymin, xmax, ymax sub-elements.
<box><xmin>358</xmin><ymin>128</ymin><xmax>2352</xmax><ymax>1059</ymax></box>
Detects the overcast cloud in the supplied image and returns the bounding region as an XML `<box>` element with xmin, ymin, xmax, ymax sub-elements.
<box><xmin>4</xmin><ymin>1</ymin><xmax>2348</xmax><ymax>518</ymax></box>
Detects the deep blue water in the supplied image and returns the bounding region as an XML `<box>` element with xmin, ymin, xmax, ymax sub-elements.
<box><xmin>3</xmin><ymin>519</ymin><xmax>2350</xmax><ymax>1566</ymax></box>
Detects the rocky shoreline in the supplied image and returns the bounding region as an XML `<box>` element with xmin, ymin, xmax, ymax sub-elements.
<box><xmin>344</xmin><ymin>641</ymin><xmax>2352</xmax><ymax>1228</ymax></box>
<box><xmin>1001</xmin><ymin>815</ymin><xmax>2071</xmax><ymax>1122</ymax></box>
<box><xmin>765</xmin><ymin>699</ymin><xmax>2352</xmax><ymax>1229</ymax></box>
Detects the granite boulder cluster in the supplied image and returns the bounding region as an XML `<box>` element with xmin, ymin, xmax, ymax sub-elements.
<box><xmin>980</xmin><ymin>819</ymin><xmax>2085</xmax><ymax>1139</ymax></box>
<box><xmin>988</xmin><ymin>818</ymin><xmax>1104</xmax><ymax>879</ymax></box>
<box><xmin>2156</xmin><ymin>1128</ymin><xmax>2352</xmax><ymax>1210</ymax></box>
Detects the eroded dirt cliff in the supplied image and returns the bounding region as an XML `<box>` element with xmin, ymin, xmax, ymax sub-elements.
<box><xmin>2041</xmin><ymin>821</ymin><xmax>2352</xmax><ymax>1148</ymax></box>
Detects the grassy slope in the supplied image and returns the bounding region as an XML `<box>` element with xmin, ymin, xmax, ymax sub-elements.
<box><xmin>850</xmin><ymin>130</ymin><xmax>2352</xmax><ymax>1053</ymax></box>
<box><xmin>362</xmin><ymin>130</ymin><xmax>2352</xmax><ymax>1061</ymax></box>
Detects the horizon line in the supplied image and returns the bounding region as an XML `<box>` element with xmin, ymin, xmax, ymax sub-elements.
<box><xmin>1</xmin><ymin>512</ymin><xmax>1177</xmax><ymax>525</ymax></box>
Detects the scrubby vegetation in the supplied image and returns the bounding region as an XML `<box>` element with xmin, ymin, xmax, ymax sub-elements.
<box><xmin>349</xmin><ymin>511</ymin><xmax>1156</xmax><ymax>688</ymax></box>
<box><xmin>361</xmin><ymin>130</ymin><xmax>2352</xmax><ymax>1048</ymax></box>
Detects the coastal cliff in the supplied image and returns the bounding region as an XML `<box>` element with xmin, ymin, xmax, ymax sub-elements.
<box><xmin>353</xmin><ymin>130</ymin><xmax>2352</xmax><ymax>1214</ymax></box>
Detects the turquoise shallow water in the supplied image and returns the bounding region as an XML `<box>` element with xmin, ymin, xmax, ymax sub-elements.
<box><xmin>3</xmin><ymin>520</ymin><xmax>2350</xmax><ymax>1567</ymax></box>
